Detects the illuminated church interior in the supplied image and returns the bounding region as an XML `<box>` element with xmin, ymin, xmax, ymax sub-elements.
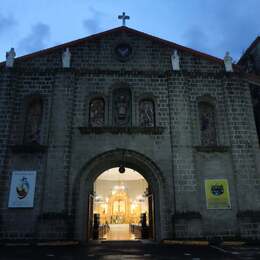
<box><xmin>93</xmin><ymin>167</ymin><xmax>150</xmax><ymax>240</ymax></box>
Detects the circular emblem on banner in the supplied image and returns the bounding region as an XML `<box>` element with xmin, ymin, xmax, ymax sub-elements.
<box><xmin>16</xmin><ymin>177</ymin><xmax>30</xmax><ymax>199</ymax></box>
<box><xmin>211</xmin><ymin>184</ymin><xmax>224</xmax><ymax>196</ymax></box>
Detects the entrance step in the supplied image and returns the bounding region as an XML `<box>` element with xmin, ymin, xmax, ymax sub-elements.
<box><xmin>101</xmin><ymin>240</ymin><xmax>142</xmax><ymax>244</ymax></box>
<box><xmin>103</xmin><ymin>223</ymin><xmax>136</xmax><ymax>240</ymax></box>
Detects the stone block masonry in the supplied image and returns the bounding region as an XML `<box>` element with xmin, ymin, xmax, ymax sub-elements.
<box><xmin>0</xmin><ymin>27</ymin><xmax>260</xmax><ymax>241</ymax></box>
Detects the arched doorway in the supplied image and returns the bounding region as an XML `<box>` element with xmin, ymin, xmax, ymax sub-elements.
<box><xmin>73</xmin><ymin>149</ymin><xmax>166</xmax><ymax>242</ymax></box>
<box><xmin>92</xmin><ymin>167</ymin><xmax>152</xmax><ymax>240</ymax></box>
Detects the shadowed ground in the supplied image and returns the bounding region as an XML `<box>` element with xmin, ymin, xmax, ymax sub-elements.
<box><xmin>2</xmin><ymin>241</ymin><xmax>260</xmax><ymax>259</ymax></box>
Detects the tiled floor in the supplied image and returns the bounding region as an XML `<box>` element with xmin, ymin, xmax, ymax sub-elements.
<box><xmin>104</xmin><ymin>224</ymin><xmax>136</xmax><ymax>240</ymax></box>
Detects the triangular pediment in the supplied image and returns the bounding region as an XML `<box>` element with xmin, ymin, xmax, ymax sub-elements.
<box><xmin>15</xmin><ymin>26</ymin><xmax>223</xmax><ymax>64</ymax></box>
<box><xmin>1</xmin><ymin>26</ymin><xmax>229</xmax><ymax>72</ymax></box>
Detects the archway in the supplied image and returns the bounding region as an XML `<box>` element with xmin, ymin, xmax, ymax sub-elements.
<box><xmin>93</xmin><ymin>167</ymin><xmax>151</xmax><ymax>240</ymax></box>
<box><xmin>73</xmin><ymin>149</ymin><xmax>166</xmax><ymax>242</ymax></box>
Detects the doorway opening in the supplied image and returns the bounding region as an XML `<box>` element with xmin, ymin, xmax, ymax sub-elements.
<box><xmin>90</xmin><ymin>167</ymin><xmax>154</xmax><ymax>240</ymax></box>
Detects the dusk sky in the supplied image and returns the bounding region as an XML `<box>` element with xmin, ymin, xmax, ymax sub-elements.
<box><xmin>1</xmin><ymin>0</ymin><xmax>260</xmax><ymax>62</ymax></box>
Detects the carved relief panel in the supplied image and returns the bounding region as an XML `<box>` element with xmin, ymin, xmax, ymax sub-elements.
<box><xmin>198</xmin><ymin>101</ymin><xmax>217</xmax><ymax>146</ymax></box>
<box><xmin>139</xmin><ymin>100</ymin><xmax>155</xmax><ymax>127</ymax></box>
<box><xmin>24</xmin><ymin>98</ymin><xmax>43</xmax><ymax>144</ymax></box>
<box><xmin>89</xmin><ymin>98</ymin><xmax>105</xmax><ymax>127</ymax></box>
<box><xmin>113</xmin><ymin>88</ymin><xmax>132</xmax><ymax>127</ymax></box>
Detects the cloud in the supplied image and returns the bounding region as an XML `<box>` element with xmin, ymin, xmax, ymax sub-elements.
<box><xmin>182</xmin><ymin>26</ymin><xmax>211</xmax><ymax>54</ymax></box>
<box><xmin>181</xmin><ymin>0</ymin><xmax>260</xmax><ymax>60</ymax></box>
<box><xmin>212</xmin><ymin>2</ymin><xmax>260</xmax><ymax>60</ymax></box>
<box><xmin>0</xmin><ymin>13</ymin><xmax>16</xmax><ymax>35</ymax></box>
<box><xmin>18</xmin><ymin>23</ymin><xmax>50</xmax><ymax>54</ymax></box>
<box><xmin>83</xmin><ymin>7</ymin><xmax>104</xmax><ymax>34</ymax></box>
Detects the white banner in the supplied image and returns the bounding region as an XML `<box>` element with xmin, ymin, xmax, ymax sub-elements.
<box><xmin>8</xmin><ymin>171</ymin><xmax>37</xmax><ymax>208</ymax></box>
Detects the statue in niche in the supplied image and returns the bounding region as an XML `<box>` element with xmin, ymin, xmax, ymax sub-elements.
<box><xmin>139</xmin><ymin>100</ymin><xmax>155</xmax><ymax>127</ymax></box>
<box><xmin>62</xmin><ymin>48</ymin><xmax>71</xmax><ymax>68</ymax></box>
<box><xmin>6</xmin><ymin>48</ymin><xmax>16</xmax><ymax>68</ymax></box>
<box><xmin>199</xmin><ymin>102</ymin><xmax>217</xmax><ymax>146</ymax></box>
<box><xmin>89</xmin><ymin>98</ymin><xmax>105</xmax><ymax>127</ymax></box>
<box><xmin>24</xmin><ymin>100</ymin><xmax>43</xmax><ymax>144</ymax></box>
<box><xmin>171</xmin><ymin>50</ymin><xmax>180</xmax><ymax>71</ymax></box>
<box><xmin>113</xmin><ymin>88</ymin><xmax>131</xmax><ymax>127</ymax></box>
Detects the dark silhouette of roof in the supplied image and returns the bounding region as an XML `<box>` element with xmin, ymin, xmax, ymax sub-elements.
<box><xmin>238</xmin><ymin>36</ymin><xmax>260</xmax><ymax>65</ymax></box>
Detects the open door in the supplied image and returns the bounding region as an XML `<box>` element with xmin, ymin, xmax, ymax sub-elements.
<box><xmin>87</xmin><ymin>193</ymin><xmax>94</xmax><ymax>240</ymax></box>
<box><xmin>148</xmin><ymin>192</ymin><xmax>154</xmax><ymax>239</ymax></box>
<box><xmin>91</xmin><ymin>167</ymin><xmax>153</xmax><ymax>240</ymax></box>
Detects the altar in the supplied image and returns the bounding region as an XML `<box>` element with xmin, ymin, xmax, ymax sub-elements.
<box><xmin>91</xmin><ymin>167</ymin><xmax>151</xmax><ymax>241</ymax></box>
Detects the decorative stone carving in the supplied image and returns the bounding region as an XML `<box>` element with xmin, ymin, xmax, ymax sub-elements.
<box><xmin>89</xmin><ymin>98</ymin><xmax>105</xmax><ymax>127</ymax></box>
<box><xmin>113</xmin><ymin>88</ymin><xmax>131</xmax><ymax>127</ymax></box>
<box><xmin>171</xmin><ymin>50</ymin><xmax>180</xmax><ymax>71</ymax></box>
<box><xmin>139</xmin><ymin>100</ymin><xmax>155</xmax><ymax>127</ymax></box>
<box><xmin>6</xmin><ymin>48</ymin><xmax>16</xmax><ymax>68</ymax></box>
<box><xmin>115</xmin><ymin>43</ymin><xmax>132</xmax><ymax>62</ymax></box>
<box><xmin>224</xmin><ymin>51</ymin><xmax>233</xmax><ymax>72</ymax></box>
<box><xmin>62</xmin><ymin>48</ymin><xmax>71</xmax><ymax>68</ymax></box>
<box><xmin>199</xmin><ymin>102</ymin><xmax>217</xmax><ymax>146</ymax></box>
<box><xmin>24</xmin><ymin>99</ymin><xmax>43</xmax><ymax>144</ymax></box>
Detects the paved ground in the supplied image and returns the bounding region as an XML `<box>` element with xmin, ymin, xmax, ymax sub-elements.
<box><xmin>1</xmin><ymin>241</ymin><xmax>260</xmax><ymax>259</ymax></box>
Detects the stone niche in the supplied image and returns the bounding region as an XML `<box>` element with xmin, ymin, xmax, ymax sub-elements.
<box><xmin>113</xmin><ymin>88</ymin><xmax>132</xmax><ymax>127</ymax></box>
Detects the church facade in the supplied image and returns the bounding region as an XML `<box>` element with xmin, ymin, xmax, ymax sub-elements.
<box><xmin>1</xmin><ymin>26</ymin><xmax>260</xmax><ymax>242</ymax></box>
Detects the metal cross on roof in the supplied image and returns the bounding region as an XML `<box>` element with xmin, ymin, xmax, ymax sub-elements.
<box><xmin>118</xmin><ymin>12</ymin><xmax>130</xmax><ymax>26</ymax></box>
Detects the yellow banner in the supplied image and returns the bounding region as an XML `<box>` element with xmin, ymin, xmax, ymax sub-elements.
<box><xmin>205</xmin><ymin>179</ymin><xmax>231</xmax><ymax>209</ymax></box>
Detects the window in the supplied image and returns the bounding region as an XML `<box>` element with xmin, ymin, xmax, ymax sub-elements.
<box><xmin>139</xmin><ymin>100</ymin><xmax>155</xmax><ymax>127</ymax></box>
<box><xmin>89</xmin><ymin>98</ymin><xmax>105</xmax><ymax>127</ymax></box>
<box><xmin>24</xmin><ymin>97</ymin><xmax>43</xmax><ymax>144</ymax></box>
<box><xmin>198</xmin><ymin>101</ymin><xmax>217</xmax><ymax>146</ymax></box>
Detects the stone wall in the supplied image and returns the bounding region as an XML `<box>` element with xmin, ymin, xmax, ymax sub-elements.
<box><xmin>0</xmin><ymin>27</ymin><xmax>260</xmax><ymax>241</ymax></box>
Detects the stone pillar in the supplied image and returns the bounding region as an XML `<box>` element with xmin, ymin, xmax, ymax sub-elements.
<box><xmin>224</xmin><ymin>77</ymin><xmax>259</xmax><ymax>209</ymax></box>
<box><xmin>167</xmin><ymin>74</ymin><xmax>201</xmax><ymax>238</ymax></box>
<box><xmin>0</xmin><ymin>68</ymin><xmax>16</xmax><ymax>238</ymax></box>
<box><xmin>40</xmin><ymin>71</ymin><xmax>75</xmax><ymax>239</ymax></box>
<box><xmin>224</xmin><ymin>77</ymin><xmax>260</xmax><ymax>238</ymax></box>
<box><xmin>43</xmin><ymin>71</ymin><xmax>75</xmax><ymax>212</ymax></box>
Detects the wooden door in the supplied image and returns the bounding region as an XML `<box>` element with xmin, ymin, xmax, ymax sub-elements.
<box><xmin>148</xmin><ymin>193</ymin><xmax>154</xmax><ymax>239</ymax></box>
<box><xmin>87</xmin><ymin>194</ymin><xmax>94</xmax><ymax>240</ymax></box>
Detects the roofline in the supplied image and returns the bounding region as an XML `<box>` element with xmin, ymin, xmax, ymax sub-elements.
<box><xmin>122</xmin><ymin>27</ymin><xmax>224</xmax><ymax>64</ymax></box>
<box><xmin>0</xmin><ymin>26</ymin><xmax>225</xmax><ymax>66</ymax></box>
<box><xmin>0</xmin><ymin>27</ymin><xmax>124</xmax><ymax>65</ymax></box>
<box><xmin>238</xmin><ymin>36</ymin><xmax>260</xmax><ymax>65</ymax></box>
